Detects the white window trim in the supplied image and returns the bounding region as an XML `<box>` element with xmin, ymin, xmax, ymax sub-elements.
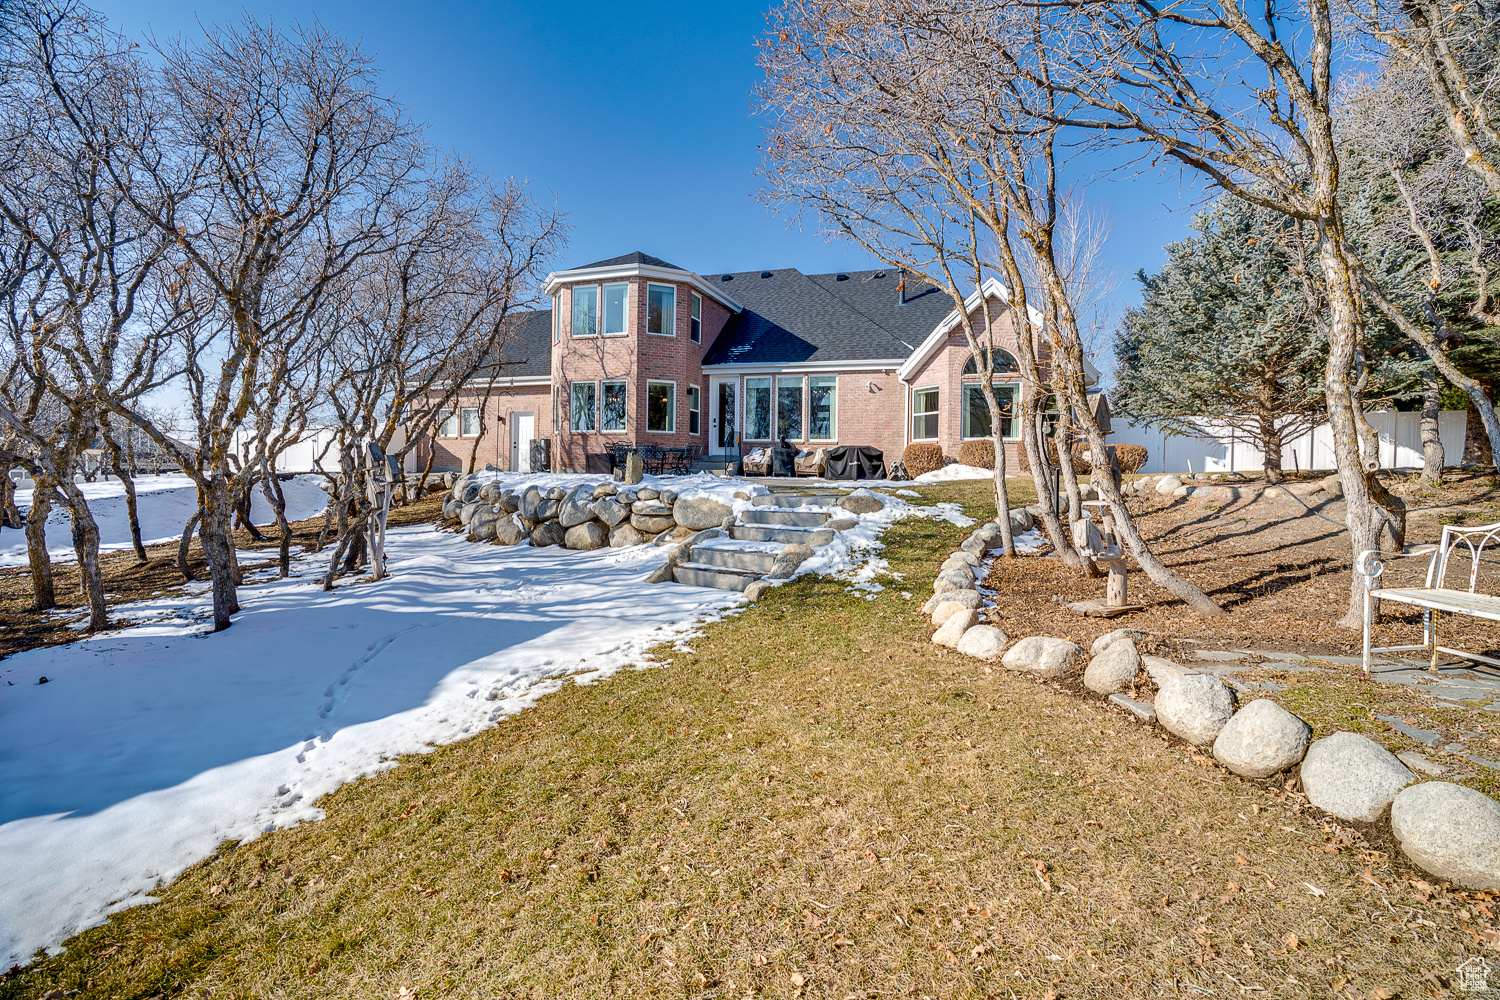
<box><xmin>552</xmin><ymin>295</ymin><xmax>560</xmax><ymax>344</ymax></box>
<box><xmin>570</xmin><ymin>380</ymin><xmax>598</xmax><ymax>433</ymax></box>
<box><xmin>776</xmin><ymin>374</ymin><xmax>805</xmax><ymax>442</ymax></box>
<box><xmin>600</xmin><ymin>379</ymin><xmax>628</xmax><ymax>434</ymax></box>
<box><xmin>646</xmin><ymin>283</ymin><xmax>676</xmax><ymax>337</ymax></box>
<box><xmin>602</xmin><ymin>282</ymin><xmax>630</xmax><ymax>337</ymax></box>
<box><xmin>645</xmin><ymin>379</ymin><xmax>677</xmax><ymax>433</ymax></box>
<box><xmin>459</xmin><ymin>406</ymin><xmax>482</xmax><ymax>438</ymax></box>
<box><xmin>808</xmin><ymin>375</ymin><xmax>837</xmax><ymax>442</ymax></box>
<box><xmin>690</xmin><ymin>292</ymin><xmax>702</xmax><ymax>344</ymax></box>
<box><xmin>687</xmin><ymin>384</ymin><xmax>701</xmax><ymax>435</ymax></box>
<box><xmin>571</xmin><ymin>284</ymin><xmax>600</xmax><ymax>338</ymax></box>
<box><xmin>743</xmin><ymin>376</ymin><xmax>773</xmax><ymax>441</ymax></box>
<box><xmin>911</xmin><ymin>385</ymin><xmax>940</xmax><ymax>441</ymax></box>
<box><xmin>437</xmin><ymin>409</ymin><xmax>458</xmax><ymax>439</ymax></box>
<box><xmin>960</xmin><ymin>381</ymin><xmax>1022</xmax><ymax>440</ymax></box>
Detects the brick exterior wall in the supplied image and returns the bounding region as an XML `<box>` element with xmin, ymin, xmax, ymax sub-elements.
<box><xmin>546</xmin><ymin>276</ymin><xmax>733</xmax><ymax>471</ymax></box>
<box><xmin>903</xmin><ymin>296</ymin><xmax>1036</xmax><ymax>470</ymax></box>
<box><xmin>418</xmin><ymin>384</ymin><xmax>552</xmax><ymax>472</ymax></box>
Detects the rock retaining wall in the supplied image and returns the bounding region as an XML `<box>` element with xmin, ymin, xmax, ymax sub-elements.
<box><xmin>920</xmin><ymin>517</ymin><xmax>1500</xmax><ymax>893</ymax></box>
<box><xmin>436</xmin><ymin>473</ymin><xmax>733</xmax><ymax>550</ymax></box>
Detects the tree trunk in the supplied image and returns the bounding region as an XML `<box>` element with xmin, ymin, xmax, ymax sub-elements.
<box><xmin>196</xmin><ymin>482</ymin><xmax>242</xmax><ymax>630</ymax></box>
<box><xmin>25</xmin><ymin>472</ymin><xmax>55</xmax><ymax>611</ymax></box>
<box><xmin>1420</xmin><ymin>363</ymin><xmax>1445</xmax><ymax>485</ymax></box>
<box><xmin>106</xmin><ymin>445</ymin><xmax>148</xmax><ymax>563</ymax></box>
<box><xmin>980</xmin><ymin>381</ymin><xmax>1015</xmax><ymax>556</ymax></box>
<box><xmin>1321</xmin><ymin>239</ymin><xmax>1398</xmax><ymax>629</ymax></box>
<box><xmin>262</xmin><ymin>472</ymin><xmax>292</xmax><ymax>578</ymax></box>
<box><xmin>410</xmin><ymin>446</ymin><xmax>437</xmax><ymax>505</ymax></box>
<box><xmin>235</xmin><ymin>476</ymin><xmax>267</xmax><ymax>542</ymax></box>
<box><xmin>57</xmin><ymin>479</ymin><xmax>108</xmax><ymax>631</ymax></box>
<box><xmin>1259</xmin><ymin>413</ymin><xmax>1284</xmax><ymax>484</ymax></box>
<box><xmin>1464</xmin><ymin>399</ymin><xmax>1489</xmax><ymax>465</ymax></box>
<box><xmin>178</xmin><ymin>511</ymin><xmax>201</xmax><ymax>582</ymax></box>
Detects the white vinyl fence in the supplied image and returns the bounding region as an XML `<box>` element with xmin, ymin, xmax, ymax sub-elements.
<box><xmin>1109</xmin><ymin>410</ymin><xmax>1468</xmax><ymax>474</ymax></box>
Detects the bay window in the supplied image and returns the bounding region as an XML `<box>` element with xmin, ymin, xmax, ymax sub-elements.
<box><xmin>601</xmin><ymin>380</ymin><xmax>627</xmax><ymax>431</ymax></box>
<box><xmin>647</xmin><ymin>284</ymin><xmax>675</xmax><ymax>336</ymax></box>
<box><xmin>603</xmin><ymin>282</ymin><xmax>628</xmax><ymax>335</ymax></box>
<box><xmin>647</xmin><ymin>381</ymin><xmax>675</xmax><ymax>432</ymax></box>
<box><xmin>571</xmin><ymin>285</ymin><xmax>598</xmax><ymax>337</ymax></box>
<box><xmin>570</xmin><ymin>381</ymin><xmax>597</xmax><ymax>432</ymax></box>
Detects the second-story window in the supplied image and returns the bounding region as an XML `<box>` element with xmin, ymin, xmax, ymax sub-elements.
<box><xmin>603</xmin><ymin>282</ymin><xmax>628</xmax><ymax>335</ymax></box>
<box><xmin>571</xmin><ymin>285</ymin><xmax>598</xmax><ymax>337</ymax></box>
<box><xmin>647</xmin><ymin>284</ymin><xmax>675</xmax><ymax>336</ymax></box>
<box><xmin>690</xmin><ymin>293</ymin><xmax>702</xmax><ymax>343</ymax></box>
<box><xmin>551</xmin><ymin>295</ymin><xmax>560</xmax><ymax>343</ymax></box>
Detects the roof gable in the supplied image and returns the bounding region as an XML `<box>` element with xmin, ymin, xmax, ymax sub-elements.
<box><xmin>575</xmin><ymin>250</ymin><xmax>682</xmax><ymax>270</ymax></box>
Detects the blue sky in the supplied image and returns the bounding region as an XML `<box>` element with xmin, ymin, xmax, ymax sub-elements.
<box><xmin>97</xmin><ymin>0</ymin><xmax>1210</xmax><ymax>302</ymax></box>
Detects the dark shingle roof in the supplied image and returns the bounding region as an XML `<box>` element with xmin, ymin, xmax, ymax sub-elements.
<box><xmin>478</xmin><ymin>308</ymin><xmax>552</xmax><ymax>378</ymax></box>
<box><xmin>575</xmin><ymin>250</ymin><xmax>684</xmax><ymax>271</ymax></box>
<box><xmin>701</xmin><ymin>267</ymin><xmax>955</xmax><ymax>366</ymax></box>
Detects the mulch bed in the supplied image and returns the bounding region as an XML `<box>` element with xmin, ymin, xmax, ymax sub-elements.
<box><xmin>982</xmin><ymin>469</ymin><xmax>1500</xmax><ymax>661</ymax></box>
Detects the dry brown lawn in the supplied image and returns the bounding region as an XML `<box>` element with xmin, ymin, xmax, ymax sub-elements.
<box><xmin>0</xmin><ymin>480</ymin><xmax>1487</xmax><ymax>1000</ymax></box>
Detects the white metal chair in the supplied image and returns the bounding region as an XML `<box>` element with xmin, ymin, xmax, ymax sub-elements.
<box><xmin>1358</xmin><ymin>521</ymin><xmax>1500</xmax><ymax>676</ymax></box>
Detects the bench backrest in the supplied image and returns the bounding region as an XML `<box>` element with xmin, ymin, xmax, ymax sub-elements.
<box><xmin>1429</xmin><ymin>522</ymin><xmax>1500</xmax><ymax>593</ymax></box>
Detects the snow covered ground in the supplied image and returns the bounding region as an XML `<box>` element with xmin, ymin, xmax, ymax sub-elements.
<box><xmin>0</xmin><ymin>474</ymin><xmax>969</xmax><ymax>967</ymax></box>
<box><xmin>0</xmin><ymin>474</ymin><xmax>329</xmax><ymax>568</ymax></box>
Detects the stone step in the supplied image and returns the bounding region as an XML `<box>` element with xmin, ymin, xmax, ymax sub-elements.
<box><xmin>690</xmin><ymin>545</ymin><xmax>779</xmax><ymax>573</ymax></box>
<box><xmin>731</xmin><ymin>524</ymin><xmax>835</xmax><ymax>547</ymax></box>
<box><xmin>738</xmin><ymin>507</ymin><xmax>830</xmax><ymax>527</ymax></box>
<box><xmin>751</xmin><ymin>492</ymin><xmax>843</xmax><ymax>509</ymax></box>
<box><xmin>672</xmin><ymin>562</ymin><xmax>762</xmax><ymax>592</ymax></box>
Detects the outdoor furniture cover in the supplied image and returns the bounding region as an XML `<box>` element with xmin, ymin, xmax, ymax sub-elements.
<box><xmin>794</xmin><ymin>447</ymin><xmax>827</xmax><ymax>477</ymax></box>
<box><xmin>824</xmin><ymin>445</ymin><xmax>886</xmax><ymax>480</ymax></box>
<box><xmin>742</xmin><ymin>447</ymin><xmax>771</xmax><ymax>476</ymax></box>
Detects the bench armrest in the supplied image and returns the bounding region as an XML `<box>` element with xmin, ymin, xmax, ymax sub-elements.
<box><xmin>1357</xmin><ymin>545</ymin><xmax>1443</xmax><ymax>589</ymax></box>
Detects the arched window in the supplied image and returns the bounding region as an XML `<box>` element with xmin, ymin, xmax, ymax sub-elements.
<box><xmin>962</xmin><ymin>348</ymin><xmax>1020</xmax><ymax>375</ymax></box>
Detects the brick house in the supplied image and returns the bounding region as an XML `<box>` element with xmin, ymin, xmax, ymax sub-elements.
<box><xmin>416</xmin><ymin>251</ymin><xmax>1092</xmax><ymax>474</ymax></box>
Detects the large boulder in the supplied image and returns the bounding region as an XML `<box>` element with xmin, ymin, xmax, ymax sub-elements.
<box><xmin>838</xmin><ymin>492</ymin><xmax>885</xmax><ymax>515</ymax></box>
<box><xmin>493</xmin><ymin>517</ymin><xmax>526</xmax><ymax>546</ymax></box>
<box><xmin>630</xmin><ymin>507</ymin><xmax>677</xmax><ymax>534</ymax></box>
<box><xmin>543</xmin><ymin>486</ymin><xmax>567</xmax><ymax>501</ymax></box>
<box><xmin>1091</xmin><ymin>628</ymin><xmax>1141</xmax><ymax>657</ymax></box>
<box><xmin>534</xmin><ymin>498</ymin><xmax>561</xmax><ymax>521</ymax></box>
<box><xmin>563</xmin><ymin>520</ymin><xmax>608</xmax><ymax>550</ymax></box>
<box><xmin>769</xmin><ymin>542</ymin><xmax>815</xmax><ymax>579</ymax></box>
<box><xmin>442</xmin><ymin>498</ymin><xmax>463</xmax><ymax>522</ymax></box>
<box><xmin>956</xmin><ymin>625</ymin><xmax>1007</xmax><ymax>660</ymax></box>
<box><xmin>478</xmin><ymin>482</ymin><xmax>502</xmax><ymax>502</ymax></box>
<box><xmin>932</xmin><ymin>598</ymin><xmax>977</xmax><ymax>624</ymax></box>
<box><xmin>1391</xmin><ymin>782</ymin><xmax>1500</xmax><ymax>891</ymax></box>
<box><xmin>1154</xmin><ymin>475</ymin><xmax>1183</xmax><ymax>496</ymax></box>
<box><xmin>636</xmin><ymin>487</ymin><xmax>660</xmax><ymax>501</ymax></box>
<box><xmin>593</xmin><ymin>481</ymin><xmax>619</xmax><ymax>499</ymax></box>
<box><xmin>497</xmin><ymin>491</ymin><xmax>520</xmax><ymax>514</ymax></box>
<box><xmin>933</xmin><ymin>608</ymin><xmax>978</xmax><ymax>648</ymax></box>
<box><xmin>929</xmin><ymin>590</ymin><xmax>981</xmax><ymax>616</ymax></box>
<box><xmin>1211</xmin><ymin>699</ymin><xmax>1312</xmax><ymax>778</ymax></box>
<box><xmin>948</xmin><ymin>550</ymin><xmax>980</xmax><ymax>567</ymax></box>
<box><xmin>529</xmin><ymin>520</ymin><xmax>565</xmax><ymax>547</ymax></box>
<box><xmin>457</xmin><ymin>479</ymin><xmax>482</xmax><ymax>502</ymax></box>
<box><xmin>519</xmin><ymin>486</ymin><xmax>543</xmax><ymax>522</ymax></box>
<box><xmin>1001</xmin><ymin>636</ymin><xmax>1085</xmax><ymax>678</ymax></box>
<box><xmin>558</xmin><ymin>487</ymin><xmax>596</xmax><ymax>527</ymax></box>
<box><xmin>1155</xmin><ymin>674</ymin><xmax>1235</xmax><ymax>747</ymax></box>
<box><xmin>593</xmin><ymin>497</ymin><xmax>630</xmax><ymax>526</ymax></box>
<box><xmin>609</xmin><ymin>522</ymin><xmax>645</xmax><ymax>548</ymax></box>
<box><xmin>1008</xmin><ymin>507</ymin><xmax>1034</xmax><ymax>534</ymax></box>
<box><xmin>459</xmin><ymin>501</ymin><xmax>483</xmax><ymax>527</ymax></box>
<box><xmin>1083</xmin><ymin>637</ymin><xmax>1141</xmax><ymax>695</ymax></box>
<box><xmin>1300</xmin><ymin>732</ymin><xmax>1414</xmax><ymax>823</ymax></box>
<box><xmin>935</xmin><ymin>567</ymin><xmax>976</xmax><ymax>590</ymax></box>
<box><xmin>469</xmin><ymin>506</ymin><xmax>504</xmax><ymax>542</ymax></box>
<box><xmin>674</xmin><ymin>496</ymin><xmax>733</xmax><ymax>530</ymax></box>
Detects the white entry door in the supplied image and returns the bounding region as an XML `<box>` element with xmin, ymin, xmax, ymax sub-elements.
<box><xmin>511</xmin><ymin>413</ymin><xmax>535</xmax><ymax>472</ymax></box>
<box><xmin>708</xmin><ymin>377</ymin><xmax>738</xmax><ymax>457</ymax></box>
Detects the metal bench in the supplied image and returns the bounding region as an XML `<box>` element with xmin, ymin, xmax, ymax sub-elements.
<box><xmin>1359</xmin><ymin>522</ymin><xmax>1500</xmax><ymax>676</ymax></box>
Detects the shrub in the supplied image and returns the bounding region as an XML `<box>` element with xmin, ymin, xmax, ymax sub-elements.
<box><xmin>1016</xmin><ymin>440</ymin><xmax>1088</xmax><ymax>475</ymax></box>
<box><xmin>958</xmin><ymin>438</ymin><xmax>995</xmax><ymax>469</ymax></box>
<box><xmin>903</xmin><ymin>442</ymin><xmax>945</xmax><ymax>479</ymax></box>
<box><xmin>1115</xmin><ymin>443</ymin><xmax>1149</xmax><ymax>474</ymax></box>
